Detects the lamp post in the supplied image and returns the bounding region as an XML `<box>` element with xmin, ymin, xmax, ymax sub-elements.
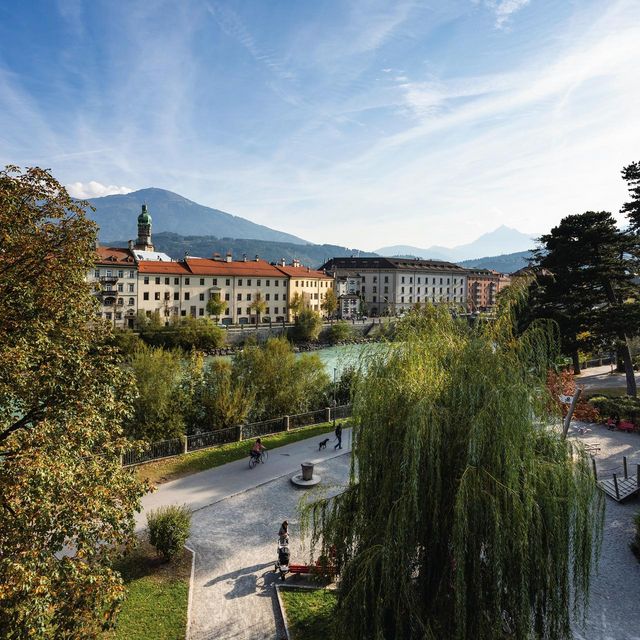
<box><xmin>333</xmin><ymin>367</ymin><xmax>337</xmax><ymax>429</ymax></box>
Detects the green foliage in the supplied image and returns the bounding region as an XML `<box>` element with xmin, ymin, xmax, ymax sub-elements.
<box><xmin>233</xmin><ymin>337</ymin><xmax>330</xmax><ymax>420</ymax></box>
<box><xmin>111</xmin><ymin>328</ymin><xmax>145</xmax><ymax>357</ymax></box>
<box><xmin>303</xmin><ymin>294</ymin><xmax>603</xmax><ymax>640</ymax></box>
<box><xmin>321</xmin><ymin>288</ymin><xmax>338</xmax><ymax>318</ymax></box>
<box><xmin>137</xmin><ymin>315</ymin><xmax>225</xmax><ymax>352</ymax></box>
<box><xmin>631</xmin><ymin>513</ymin><xmax>640</xmax><ymax>561</ymax></box>
<box><xmin>326</xmin><ymin>321</ymin><xmax>355</xmax><ymax>344</ymax></box>
<box><xmin>206</xmin><ymin>295</ymin><xmax>227</xmax><ymax>319</ymax></box>
<box><xmin>291</xmin><ymin>308</ymin><xmax>323</xmax><ymax>342</ymax></box>
<box><xmin>621</xmin><ymin>160</ymin><xmax>640</xmax><ymax>233</ymax></box>
<box><xmin>589</xmin><ymin>395</ymin><xmax>640</xmax><ymax>423</ymax></box>
<box><xmin>127</xmin><ymin>344</ymin><xmax>186</xmax><ymax>441</ymax></box>
<box><xmin>0</xmin><ymin>166</ymin><xmax>147</xmax><ymax>638</ymax></box>
<box><xmin>335</xmin><ymin>366</ymin><xmax>359</xmax><ymax>405</ymax></box>
<box><xmin>147</xmin><ymin>506</ymin><xmax>192</xmax><ymax>562</ymax></box>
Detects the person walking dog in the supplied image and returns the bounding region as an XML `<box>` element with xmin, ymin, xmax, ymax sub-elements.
<box><xmin>334</xmin><ymin>423</ymin><xmax>343</xmax><ymax>450</ymax></box>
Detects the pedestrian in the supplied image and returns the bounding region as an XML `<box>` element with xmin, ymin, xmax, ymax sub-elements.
<box><xmin>279</xmin><ymin>520</ymin><xmax>288</xmax><ymax>543</ymax></box>
<box><xmin>334</xmin><ymin>423</ymin><xmax>342</xmax><ymax>450</ymax></box>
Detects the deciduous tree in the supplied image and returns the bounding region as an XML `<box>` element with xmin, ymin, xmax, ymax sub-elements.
<box><xmin>0</xmin><ymin>166</ymin><xmax>147</xmax><ymax>638</ymax></box>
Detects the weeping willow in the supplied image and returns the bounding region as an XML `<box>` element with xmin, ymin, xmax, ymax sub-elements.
<box><xmin>304</xmin><ymin>284</ymin><xmax>603</xmax><ymax>640</ymax></box>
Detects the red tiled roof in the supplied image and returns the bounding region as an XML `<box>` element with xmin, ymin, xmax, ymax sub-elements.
<box><xmin>275</xmin><ymin>265</ymin><xmax>331</xmax><ymax>279</ymax></box>
<box><xmin>184</xmin><ymin>257</ymin><xmax>285</xmax><ymax>277</ymax></box>
<box><xmin>137</xmin><ymin>261</ymin><xmax>191</xmax><ymax>274</ymax></box>
<box><xmin>95</xmin><ymin>246</ymin><xmax>136</xmax><ymax>264</ymax></box>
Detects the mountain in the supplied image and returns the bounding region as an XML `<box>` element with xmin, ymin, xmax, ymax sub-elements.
<box><xmin>376</xmin><ymin>225</ymin><xmax>537</xmax><ymax>262</ymax></box>
<box><xmin>87</xmin><ymin>188</ymin><xmax>309</xmax><ymax>245</ymax></box>
<box><xmin>109</xmin><ymin>232</ymin><xmax>378</xmax><ymax>269</ymax></box>
<box><xmin>459</xmin><ymin>250</ymin><xmax>532</xmax><ymax>274</ymax></box>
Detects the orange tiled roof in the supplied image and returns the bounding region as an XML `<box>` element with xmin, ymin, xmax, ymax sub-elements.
<box><xmin>185</xmin><ymin>257</ymin><xmax>285</xmax><ymax>277</ymax></box>
<box><xmin>275</xmin><ymin>265</ymin><xmax>331</xmax><ymax>279</ymax></box>
<box><xmin>95</xmin><ymin>246</ymin><xmax>136</xmax><ymax>264</ymax></box>
<box><xmin>137</xmin><ymin>261</ymin><xmax>191</xmax><ymax>274</ymax></box>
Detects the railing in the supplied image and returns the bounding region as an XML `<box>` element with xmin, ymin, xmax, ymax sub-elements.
<box><xmin>122</xmin><ymin>404</ymin><xmax>352</xmax><ymax>467</ymax></box>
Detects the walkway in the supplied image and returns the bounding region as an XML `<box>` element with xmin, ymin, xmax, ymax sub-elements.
<box><xmin>136</xmin><ymin>426</ymin><xmax>352</xmax><ymax>530</ymax></box>
<box><xmin>576</xmin><ymin>365</ymin><xmax>639</xmax><ymax>392</ymax></box>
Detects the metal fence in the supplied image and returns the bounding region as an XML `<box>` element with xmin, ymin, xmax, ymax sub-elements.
<box><xmin>122</xmin><ymin>437</ymin><xmax>183</xmax><ymax>466</ymax></box>
<box><xmin>122</xmin><ymin>404</ymin><xmax>352</xmax><ymax>467</ymax></box>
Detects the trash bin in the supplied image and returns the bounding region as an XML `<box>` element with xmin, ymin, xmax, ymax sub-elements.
<box><xmin>301</xmin><ymin>462</ymin><xmax>314</xmax><ymax>481</ymax></box>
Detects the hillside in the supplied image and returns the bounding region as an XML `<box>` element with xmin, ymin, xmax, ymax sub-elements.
<box><xmin>459</xmin><ymin>250</ymin><xmax>532</xmax><ymax>274</ymax></box>
<box><xmin>376</xmin><ymin>225</ymin><xmax>536</xmax><ymax>262</ymax></box>
<box><xmin>109</xmin><ymin>232</ymin><xmax>378</xmax><ymax>269</ymax></box>
<box><xmin>88</xmin><ymin>188</ymin><xmax>308</xmax><ymax>245</ymax></box>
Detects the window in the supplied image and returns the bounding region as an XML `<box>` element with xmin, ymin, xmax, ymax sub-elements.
<box><xmin>174</xmin><ymin>292</ymin><xmax>179</xmax><ymax>300</ymax></box>
<box><xmin>384</xmin><ymin>286</ymin><xmax>388</xmax><ymax>294</ymax></box>
<box><xmin>118</xmin><ymin>284</ymin><xmax>123</xmax><ymax>292</ymax></box>
<box><xmin>247</xmin><ymin>293</ymin><xmax>252</xmax><ymax>301</ymax></box>
<box><xmin>146</xmin><ymin>311</ymin><xmax>151</xmax><ymax>317</ymax></box>
<box><xmin>362</xmin><ymin>276</ymin><xmax>366</xmax><ymax>282</ymax></box>
<box><xmin>155</xmin><ymin>292</ymin><xmax>160</xmax><ymax>300</ymax></box>
<box><xmin>246</xmin><ymin>308</ymin><xmax>251</xmax><ymax>314</ymax></box>
<box><xmin>373</xmin><ymin>276</ymin><xmax>377</xmax><ymax>283</ymax></box>
<box><xmin>144</xmin><ymin>276</ymin><xmax>149</xmax><ymax>284</ymax></box>
<box><xmin>373</xmin><ymin>286</ymin><xmax>377</xmax><ymax>293</ymax></box>
<box><xmin>174</xmin><ymin>278</ymin><xmax>179</xmax><ymax>285</ymax></box>
<box><xmin>266</xmin><ymin>307</ymin><xmax>270</xmax><ymax>314</ymax></box>
<box><xmin>94</xmin><ymin>269</ymin><xmax>100</xmax><ymax>278</ymax></box>
<box><xmin>117</xmin><ymin>270</ymin><xmax>123</xmax><ymax>278</ymax></box>
<box><xmin>314</xmin><ymin>293</ymin><xmax>318</xmax><ymax>299</ymax></box>
<box><xmin>373</xmin><ymin>296</ymin><xmax>377</xmax><ymax>303</ymax></box>
<box><xmin>275</xmin><ymin>280</ymin><xmax>279</xmax><ymax>286</ymax></box>
<box><xmin>362</xmin><ymin>286</ymin><xmax>366</xmax><ymax>293</ymax></box>
<box><xmin>417</xmin><ymin>277</ymin><xmax>421</xmax><ymax>284</ymax></box>
<box><xmin>266</xmin><ymin>293</ymin><xmax>270</xmax><ymax>301</ymax></box>
<box><xmin>143</xmin><ymin>292</ymin><xmax>149</xmax><ymax>300</ymax></box>
<box><xmin>116</xmin><ymin>312</ymin><xmax>122</xmax><ymax>320</ymax></box>
<box><xmin>181</xmin><ymin>310</ymin><xmax>186</xmax><ymax>316</ymax></box>
<box><xmin>128</xmin><ymin>298</ymin><xmax>134</xmax><ymax>306</ymax></box>
<box><xmin>225</xmin><ymin>293</ymin><xmax>230</xmax><ymax>301</ymax></box>
<box><xmin>165</xmin><ymin>277</ymin><xmax>170</xmax><ymax>285</ymax></box>
<box><xmin>200</xmin><ymin>278</ymin><xmax>205</xmax><ymax>285</ymax></box>
<box><xmin>274</xmin><ymin>307</ymin><xmax>279</xmax><ymax>314</ymax></box>
<box><xmin>213</xmin><ymin>278</ymin><xmax>218</xmax><ymax>285</ymax></box>
<box><xmin>409</xmin><ymin>277</ymin><xmax>413</xmax><ymax>284</ymax></box>
<box><xmin>184</xmin><ymin>292</ymin><xmax>190</xmax><ymax>300</ymax></box>
<box><xmin>128</xmin><ymin>284</ymin><xmax>134</xmax><ymax>292</ymax></box>
<box><xmin>295</xmin><ymin>281</ymin><xmax>299</xmax><ymax>287</ymax></box>
<box><xmin>105</xmin><ymin>312</ymin><xmax>112</xmax><ymax>320</ymax></box>
<box><xmin>224</xmin><ymin>308</ymin><xmax>229</xmax><ymax>315</ymax></box>
<box><xmin>266</xmin><ymin>280</ymin><xmax>270</xmax><ymax>286</ymax></box>
<box><xmin>118</xmin><ymin>298</ymin><xmax>123</xmax><ymax>305</ymax></box>
<box><xmin>384</xmin><ymin>276</ymin><xmax>389</xmax><ymax>283</ymax></box>
<box><xmin>164</xmin><ymin>292</ymin><xmax>170</xmax><ymax>300</ymax></box>
<box><xmin>237</xmin><ymin>293</ymin><xmax>242</xmax><ymax>301</ymax></box>
<box><xmin>106</xmin><ymin>270</ymin><xmax>112</xmax><ymax>277</ymax></box>
<box><xmin>199</xmin><ymin>308</ymin><xmax>204</xmax><ymax>316</ymax></box>
<box><xmin>226</xmin><ymin>279</ymin><xmax>230</xmax><ymax>286</ymax></box>
<box><xmin>401</xmin><ymin>287</ymin><xmax>405</xmax><ymax>294</ymax></box>
<box><xmin>401</xmin><ymin>296</ymin><xmax>405</xmax><ymax>303</ymax></box>
<box><xmin>401</xmin><ymin>276</ymin><xmax>405</xmax><ymax>283</ymax></box>
<box><xmin>155</xmin><ymin>277</ymin><xmax>160</xmax><ymax>285</ymax></box>
<box><xmin>184</xmin><ymin>278</ymin><xmax>189</xmax><ymax>285</ymax></box>
<box><xmin>129</xmin><ymin>270</ymin><xmax>135</xmax><ymax>278</ymax></box>
<box><xmin>274</xmin><ymin>293</ymin><xmax>279</xmax><ymax>301</ymax></box>
<box><xmin>237</xmin><ymin>307</ymin><xmax>241</xmax><ymax>316</ymax></box>
<box><xmin>238</xmin><ymin>279</ymin><xmax>243</xmax><ymax>286</ymax></box>
<box><xmin>199</xmin><ymin>293</ymin><xmax>205</xmax><ymax>301</ymax></box>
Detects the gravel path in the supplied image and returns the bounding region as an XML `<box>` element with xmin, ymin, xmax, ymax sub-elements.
<box><xmin>569</xmin><ymin>425</ymin><xmax>640</xmax><ymax>640</ymax></box>
<box><xmin>187</xmin><ymin>454</ymin><xmax>351</xmax><ymax>640</ymax></box>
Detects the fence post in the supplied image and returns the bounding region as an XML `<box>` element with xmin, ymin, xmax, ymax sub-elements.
<box><xmin>284</xmin><ymin>415</ymin><xmax>290</xmax><ymax>432</ymax></box>
<box><xmin>237</xmin><ymin>424</ymin><xmax>244</xmax><ymax>442</ymax></box>
<box><xmin>624</xmin><ymin>456</ymin><xmax>628</xmax><ymax>479</ymax></box>
<box><xmin>182</xmin><ymin>435</ymin><xmax>188</xmax><ymax>455</ymax></box>
<box><xmin>591</xmin><ymin>457</ymin><xmax>597</xmax><ymax>481</ymax></box>
<box><xmin>325</xmin><ymin>406</ymin><xmax>331</xmax><ymax>422</ymax></box>
<box><xmin>613</xmin><ymin>474</ymin><xmax>620</xmax><ymax>500</ymax></box>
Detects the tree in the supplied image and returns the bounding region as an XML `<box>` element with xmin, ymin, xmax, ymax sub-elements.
<box><xmin>621</xmin><ymin>160</ymin><xmax>640</xmax><ymax>232</ymax></box>
<box><xmin>206</xmin><ymin>294</ymin><xmax>227</xmax><ymax>323</ymax></box>
<box><xmin>289</xmin><ymin>292</ymin><xmax>304</xmax><ymax>320</ymax></box>
<box><xmin>0</xmin><ymin>166</ymin><xmax>147</xmax><ymax>637</ymax></box>
<box><xmin>321</xmin><ymin>288</ymin><xmax>338</xmax><ymax>322</ymax></box>
<box><xmin>248</xmin><ymin>292</ymin><xmax>267</xmax><ymax>326</ymax></box>
<box><xmin>304</xmin><ymin>296</ymin><xmax>602</xmax><ymax>640</ymax></box>
<box><xmin>292</xmin><ymin>307</ymin><xmax>323</xmax><ymax>342</ymax></box>
<box><xmin>528</xmin><ymin>211</ymin><xmax>639</xmax><ymax>394</ymax></box>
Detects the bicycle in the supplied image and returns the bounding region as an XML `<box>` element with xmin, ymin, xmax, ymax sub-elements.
<box><xmin>249</xmin><ymin>449</ymin><xmax>268</xmax><ymax>469</ymax></box>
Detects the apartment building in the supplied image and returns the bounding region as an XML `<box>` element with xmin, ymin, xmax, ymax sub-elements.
<box><xmin>274</xmin><ymin>259</ymin><xmax>334</xmax><ymax>321</ymax></box>
<box><xmin>322</xmin><ymin>257</ymin><xmax>468</xmax><ymax>316</ymax></box>
<box><xmin>466</xmin><ymin>269</ymin><xmax>511</xmax><ymax>312</ymax></box>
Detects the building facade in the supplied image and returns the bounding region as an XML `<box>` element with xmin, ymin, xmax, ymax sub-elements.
<box><xmin>322</xmin><ymin>257</ymin><xmax>469</xmax><ymax>317</ymax></box>
<box><xmin>466</xmin><ymin>269</ymin><xmax>511</xmax><ymax>312</ymax></box>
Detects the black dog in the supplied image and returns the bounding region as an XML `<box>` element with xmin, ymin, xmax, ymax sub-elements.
<box><xmin>318</xmin><ymin>438</ymin><xmax>330</xmax><ymax>450</ymax></box>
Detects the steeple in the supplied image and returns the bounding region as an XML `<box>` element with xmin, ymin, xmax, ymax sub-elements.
<box><xmin>134</xmin><ymin>204</ymin><xmax>154</xmax><ymax>251</ymax></box>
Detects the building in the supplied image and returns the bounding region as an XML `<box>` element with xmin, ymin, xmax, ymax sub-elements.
<box><xmin>335</xmin><ymin>277</ymin><xmax>362</xmax><ymax>319</ymax></box>
<box><xmin>321</xmin><ymin>257</ymin><xmax>469</xmax><ymax>317</ymax></box>
<box><xmin>466</xmin><ymin>269</ymin><xmax>511</xmax><ymax>312</ymax></box>
<box><xmin>273</xmin><ymin>259</ymin><xmax>335</xmax><ymax>321</ymax></box>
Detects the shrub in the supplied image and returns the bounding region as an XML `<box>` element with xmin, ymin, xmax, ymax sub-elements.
<box><xmin>326</xmin><ymin>321</ymin><xmax>354</xmax><ymax>344</ymax></box>
<box><xmin>631</xmin><ymin>512</ymin><xmax>640</xmax><ymax>561</ymax></box>
<box><xmin>290</xmin><ymin>308</ymin><xmax>322</xmax><ymax>342</ymax></box>
<box><xmin>589</xmin><ymin>395</ymin><xmax>640</xmax><ymax>423</ymax></box>
<box><xmin>147</xmin><ymin>505</ymin><xmax>192</xmax><ymax>561</ymax></box>
<box><xmin>546</xmin><ymin>369</ymin><xmax>600</xmax><ymax>423</ymax></box>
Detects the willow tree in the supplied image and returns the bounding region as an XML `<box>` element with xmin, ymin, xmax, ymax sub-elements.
<box><xmin>305</xmin><ymin>286</ymin><xmax>603</xmax><ymax>640</ymax></box>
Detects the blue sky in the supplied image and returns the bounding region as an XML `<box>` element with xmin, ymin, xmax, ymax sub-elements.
<box><xmin>1</xmin><ymin>0</ymin><xmax>639</xmax><ymax>250</ymax></box>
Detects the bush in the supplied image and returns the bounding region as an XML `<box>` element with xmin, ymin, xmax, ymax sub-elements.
<box><xmin>546</xmin><ymin>369</ymin><xmax>600</xmax><ymax>423</ymax></box>
<box><xmin>631</xmin><ymin>512</ymin><xmax>640</xmax><ymax>561</ymax></box>
<box><xmin>147</xmin><ymin>505</ymin><xmax>192</xmax><ymax>561</ymax></box>
<box><xmin>589</xmin><ymin>394</ymin><xmax>640</xmax><ymax>423</ymax></box>
<box><xmin>290</xmin><ymin>308</ymin><xmax>322</xmax><ymax>342</ymax></box>
<box><xmin>326</xmin><ymin>321</ymin><xmax>354</xmax><ymax>344</ymax></box>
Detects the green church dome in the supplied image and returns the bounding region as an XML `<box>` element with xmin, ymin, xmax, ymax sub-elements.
<box><xmin>137</xmin><ymin>204</ymin><xmax>152</xmax><ymax>224</ymax></box>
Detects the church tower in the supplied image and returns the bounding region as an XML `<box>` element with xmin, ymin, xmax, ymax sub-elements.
<box><xmin>134</xmin><ymin>204</ymin><xmax>154</xmax><ymax>251</ymax></box>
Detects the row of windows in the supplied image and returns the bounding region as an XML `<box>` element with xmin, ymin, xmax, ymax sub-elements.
<box><xmin>101</xmin><ymin>283</ymin><xmax>135</xmax><ymax>293</ymax></box>
<box><xmin>357</xmin><ymin>275</ymin><xmax>463</xmax><ymax>285</ymax></box>
<box><xmin>141</xmin><ymin>276</ymin><xmax>286</xmax><ymax>287</ymax></box>
<box><xmin>94</xmin><ymin>269</ymin><xmax>135</xmax><ymax>279</ymax></box>
<box><xmin>398</xmin><ymin>296</ymin><xmax>461</xmax><ymax>304</ymax></box>
<box><xmin>294</xmin><ymin>280</ymin><xmax>330</xmax><ymax>287</ymax></box>
<box><xmin>398</xmin><ymin>287</ymin><xmax>461</xmax><ymax>295</ymax></box>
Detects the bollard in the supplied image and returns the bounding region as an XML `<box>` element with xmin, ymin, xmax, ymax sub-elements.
<box><xmin>284</xmin><ymin>415</ymin><xmax>290</xmax><ymax>432</ymax></box>
<box><xmin>624</xmin><ymin>456</ymin><xmax>628</xmax><ymax>479</ymax></box>
<box><xmin>237</xmin><ymin>424</ymin><xmax>244</xmax><ymax>442</ymax></box>
<box><xmin>637</xmin><ymin>464</ymin><xmax>640</xmax><ymax>488</ymax></box>
<box><xmin>325</xmin><ymin>406</ymin><xmax>331</xmax><ymax>422</ymax></box>
<box><xmin>183</xmin><ymin>435</ymin><xmax>188</xmax><ymax>455</ymax></box>
<box><xmin>613</xmin><ymin>473</ymin><xmax>620</xmax><ymax>500</ymax></box>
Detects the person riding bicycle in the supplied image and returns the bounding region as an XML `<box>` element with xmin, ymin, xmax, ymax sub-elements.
<box><xmin>250</xmin><ymin>438</ymin><xmax>266</xmax><ymax>461</ymax></box>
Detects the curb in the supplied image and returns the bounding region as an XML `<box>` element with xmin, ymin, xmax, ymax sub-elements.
<box><xmin>184</xmin><ymin>544</ymin><xmax>196</xmax><ymax>640</ymax></box>
<box><xmin>275</xmin><ymin>584</ymin><xmax>337</xmax><ymax>640</ymax></box>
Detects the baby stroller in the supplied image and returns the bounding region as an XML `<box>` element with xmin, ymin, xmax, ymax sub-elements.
<box><xmin>275</xmin><ymin>537</ymin><xmax>290</xmax><ymax>581</ymax></box>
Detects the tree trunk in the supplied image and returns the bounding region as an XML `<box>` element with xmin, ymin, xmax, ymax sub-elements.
<box><xmin>619</xmin><ymin>341</ymin><xmax>637</xmax><ymax>397</ymax></box>
<box><xmin>572</xmin><ymin>350</ymin><xmax>581</xmax><ymax>375</ymax></box>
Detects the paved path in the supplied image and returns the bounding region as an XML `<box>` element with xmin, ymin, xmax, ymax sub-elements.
<box><xmin>136</xmin><ymin>427</ymin><xmax>352</xmax><ymax>531</ymax></box>
<box><xmin>576</xmin><ymin>364</ymin><xmax>638</xmax><ymax>392</ymax></box>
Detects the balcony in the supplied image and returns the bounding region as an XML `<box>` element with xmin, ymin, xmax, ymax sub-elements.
<box><xmin>99</xmin><ymin>275</ymin><xmax>119</xmax><ymax>285</ymax></box>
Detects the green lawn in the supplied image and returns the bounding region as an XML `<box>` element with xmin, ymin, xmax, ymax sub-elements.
<box><xmin>135</xmin><ymin>419</ymin><xmax>349</xmax><ymax>485</ymax></box>
<box><xmin>105</xmin><ymin>542</ymin><xmax>191</xmax><ymax>640</ymax></box>
<box><xmin>280</xmin><ymin>588</ymin><xmax>337</xmax><ymax>640</ymax></box>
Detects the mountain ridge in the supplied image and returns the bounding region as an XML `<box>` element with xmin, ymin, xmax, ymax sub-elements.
<box><xmin>87</xmin><ymin>187</ymin><xmax>309</xmax><ymax>246</ymax></box>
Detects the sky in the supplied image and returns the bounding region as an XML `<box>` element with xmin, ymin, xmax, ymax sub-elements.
<box><xmin>1</xmin><ymin>0</ymin><xmax>639</xmax><ymax>251</ymax></box>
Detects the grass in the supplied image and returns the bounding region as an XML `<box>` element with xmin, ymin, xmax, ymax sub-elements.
<box><xmin>280</xmin><ymin>588</ymin><xmax>337</xmax><ymax>640</ymax></box>
<box><xmin>105</xmin><ymin>541</ymin><xmax>191</xmax><ymax>640</ymax></box>
<box><xmin>583</xmin><ymin>386</ymin><xmax>628</xmax><ymax>399</ymax></box>
<box><xmin>134</xmin><ymin>419</ymin><xmax>349</xmax><ymax>485</ymax></box>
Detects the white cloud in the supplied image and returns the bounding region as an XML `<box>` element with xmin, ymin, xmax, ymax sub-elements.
<box><xmin>484</xmin><ymin>0</ymin><xmax>531</xmax><ymax>28</ymax></box>
<box><xmin>66</xmin><ymin>181</ymin><xmax>133</xmax><ymax>199</ymax></box>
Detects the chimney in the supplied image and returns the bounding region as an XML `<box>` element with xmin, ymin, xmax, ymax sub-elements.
<box><xmin>280</xmin><ymin>257</ymin><xmax>286</xmax><ymax>267</ymax></box>
<box><xmin>128</xmin><ymin>239</ymin><xmax>134</xmax><ymax>250</ymax></box>
<box><xmin>242</xmin><ymin>253</ymin><xmax>247</xmax><ymax>262</ymax></box>
<box><xmin>293</xmin><ymin>258</ymin><xmax>300</xmax><ymax>268</ymax></box>
<box><xmin>226</xmin><ymin>251</ymin><xmax>232</xmax><ymax>263</ymax></box>
<box><xmin>213</xmin><ymin>252</ymin><xmax>221</xmax><ymax>260</ymax></box>
<box><xmin>255</xmin><ymin>254</ymin><xmax>260</xmax><ymax>262</ymax></box>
